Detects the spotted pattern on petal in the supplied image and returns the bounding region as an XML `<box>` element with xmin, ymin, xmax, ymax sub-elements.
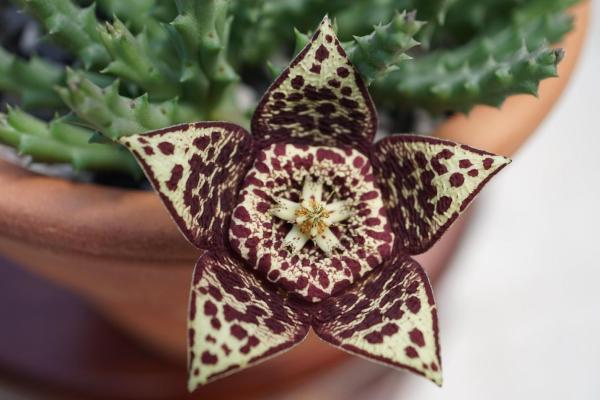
<box><xmin>229</xmin><ymin>143</ymin><xmax>394</xmax><ymax>302</ymax></box>
<box><xmin>188</xmin><ymin>251</ymin><xmax>310</xmax><ymax>391</ymax></box>
<box><xmin>119</xmin><ymin>122</ymin><xmax>254</xmax><ymax>249</ymax></box>
<box><xmin>252</xmin><ymin>17</ymin><xmax>377</xmax><ymax>152</ymax></box>
<box><xmin>312</xmin><ymin>254</ymin><xmax>442</xmax><ymax>385</ymax></box>
<box><xmin>372</xmin><ymin>135</ymin><xmax>510</xmax><ymax>254</ymax></box>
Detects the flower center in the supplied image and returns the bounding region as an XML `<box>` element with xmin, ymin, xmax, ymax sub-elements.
<box><xmin>270</xmin><ymin>176</ymin><xmax>353</xmax><ymax>256</ymax></box>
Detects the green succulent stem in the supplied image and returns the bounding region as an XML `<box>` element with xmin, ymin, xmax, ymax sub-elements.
<box><xmin>345</xmin><ymin>11</ymin><xmax>425</xmax><ymax>85</ymax></box>
<box><xmin>56</xmin><ymin>69</ymin><xmax>202</xmax><ymax>139</ymax></box>
<box><xmin>15</xmin><ymin>0</ymin><xmax>109</xmax><ymax>68</ymax></box>
<box><xmin>0</xmin><ymin>46</ymin><xmax>64</xmax><ymax>109</ymax></box>
<box><xmin>0</xmin><ymin>108</ymin><xmax>141</xmax><ymax>177</ymax></box>
<box><xmin>373</xmin><ymin>10</ymin><xmax>573</xmax><ymax>113</ymax></box>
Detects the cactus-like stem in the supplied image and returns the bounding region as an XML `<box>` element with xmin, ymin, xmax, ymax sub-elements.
<box><xmin>345</xmin><ymin>11</ymin><xmax>425</xmax><ymax>85</ymax></box>
<box><xmin>94</xmin><ymin>0</ymin><xmax>175</xmax><ymax>33</ymax></box>
<box><xmin>440</xmin><ymin>0</ymin><xmax>579</xmax><ymax>45</ymax></box>
<box><xmin>97</xmin><ymin>19</ymin><xmax>180</xmax><ymax>100</ymax></box>
<box><xmin>0</xmin><ymin>46</ymin><xmax>64</xmax><ymax>109</ymax></box>
<box><xmin>0</xmin><ymin>108</ymin><xmax>141</xmax><ymax>177</ymax></box>
<box><xmin>373</xmin><ymin>11</ymin><xmax>573</xmax><ymax>113</ymax></box>
<box><xmin>171</xmin><ymin>0</ymin><xmax>239</xmax><ymax>108</ymax></box>
<box><xmin>15</xmin><ymin>0</ymin><xmax>109</xmax><ymax>68</ymax></box>
<box><xmin>56</xmin><ymin>69</ymin><xmax>202</xmax><ymax>139</ymax></box>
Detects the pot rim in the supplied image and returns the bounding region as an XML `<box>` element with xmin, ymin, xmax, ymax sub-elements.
<box><xmin>0</xmin><ymin>3</ymin><xmax>589</xmax><ymax>260</ymax></box>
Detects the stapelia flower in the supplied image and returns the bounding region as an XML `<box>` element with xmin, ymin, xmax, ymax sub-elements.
<box><xmin>118</xmin><ymin>17</ymin><xmax>510</xmax><ymax>391</ymax></box>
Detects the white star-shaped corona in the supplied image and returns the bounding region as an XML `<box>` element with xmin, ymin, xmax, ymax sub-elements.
<box><xmin>270</xmin><ymin>177</ymin><xmax>353</xmax><ymax>255</ymax></box>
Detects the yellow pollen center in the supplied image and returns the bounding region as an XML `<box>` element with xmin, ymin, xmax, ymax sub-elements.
<box><xmin>295</xmin><ymin>198</ymin><xmax>331</xmax><ymax>237</ymax></box>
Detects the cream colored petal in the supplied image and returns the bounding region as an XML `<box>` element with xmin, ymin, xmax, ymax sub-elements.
<box><xmin>271</xmin><ymin>197</ymin><xmax>301</xmax><ymax>223</ymax></box>
<box><xmin>314</xmin><ymin>227</ymin><xmax>341</xmax><ymax>255</ymax></box>
<box><xmin>283</xmin><ymin>225</ymin><xmax>310</xmax><ymax>254</ymax></box>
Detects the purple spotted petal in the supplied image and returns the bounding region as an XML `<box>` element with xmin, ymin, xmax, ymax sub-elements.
<box><xmin>312</xmin><ymin>254</ymin><xmax>442</xmax><ymax>385</ymax></box>
<box><xmin>252</xmin><ymin>16</ymin><xmax>377</xmax><ymax>152</ymax></box>
<box><xmin>188</xmin><ymin>251</ymin><xmax>310</xmax><ymax>391</ymax></box>
<box><xmin>119</xmin><ymin>122</ymin><xmax>254</xmax><ymax>249</ymax></box>
<box><xmin>372</xmin><ymin>135</ymin><xmax>511</xmax><ymax>254</ymax></box>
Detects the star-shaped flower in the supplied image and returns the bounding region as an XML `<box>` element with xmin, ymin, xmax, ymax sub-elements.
<box><xmin>118</xmin><ymin>17</ymin><xmax>510</xmax><ymax>392</ymax></box>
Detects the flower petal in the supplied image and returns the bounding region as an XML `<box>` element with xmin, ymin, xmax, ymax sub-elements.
<box><xmin>188</xmin><ymin>250</ymin><xmax>310</xmax><ymax>391</ymax></box>
<box><xmin>119</xmin><ymin>122</ymin><xmax>254</xmax><ymax>249</ymax></box>
<box><xmin>312</xmin><ymin>254</ymin><xmax>442</xmax><ymax>385</ymax></box>
<box><xmin>372</xmin><ymin>135</ymin><xmax>510</xmax><ymax>254</ymax></box>
<box><xmin>252</xmin><ymin>16</ymin><xmax>377</xmax><ymax>151</ymax></box>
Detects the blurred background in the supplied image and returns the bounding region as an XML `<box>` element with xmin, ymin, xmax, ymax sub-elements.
<box><xmin>0</xmin><ymin>0</ymin><xmax>598</xmax><ymax>399</ymax></box>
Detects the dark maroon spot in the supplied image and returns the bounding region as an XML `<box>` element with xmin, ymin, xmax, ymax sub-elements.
<box><xmin>352</xmin><ymin>156</ymin><xmax>364</xmax><ymax>168</ymax></box>
<box><xmin>328</xmin><ymin>79</ymin><xmax>341</xmax><ymax>88</ymax></box>
<box><xmin>201</xmin><ymin>351</ymin><xmax>218</xmax><ymax>365</ymax></box>
<box><xmin>436</xmin><ymin>196</ymin><xmax>452</xmax><ymax>214</ymax></box>
<box><xmin>205</xmin><ymin>334</ymin><xmax>216</xmax><ymax>343</ymax></box>
<box><xmin>291</xmin><ymin>75</ymin><xmax>304</xmax><ymax>89</ymax></box>
<box><xmin>143</xmin><ymin>146</ymin><xmax>154</xmax><ymax>155</ymax></box>
<box><xmin>316</xmin><ymin>148</ymin><xmax>344</xmax><ymax>164</ymax></box>
<box><xmin>337</xmin><ymin>67</ymin><xmax>350</xmax><ymax>78</ymax></box>
<box><xmin>255</xmin><ymin>161</ymin><xmax>270</xmax><ymax>174</ymax></box>
<box><xmin>193</xmin><ymin>136</ymin><xmax>210</xmax><ymax>150</ymax></box>
<box><xmin>157</xmin><ymin>141</ymin><xmax>175</xmax><ymax>155</ymax></box>
<box><xmin>210</xmin><ymin>317</ymin><xmax>221</xmax><ymax>329</ymax></box>
<box><xmin>230</xmin><ymin>324</ymin><xmax>247</xmax><ymax>340</ymax></box>
<box><xmin>273</xmin><ymin>91</ymin><xmax>285</xmax><ymax>99</ymax></box>
<box><xmin>459</xmin><ymin>159</ymin><xmax>473</xmax><ymax>168</ymax></box>
<box><xmin>165</xmin><ymin>164</ymin><xmax>183</xmax><ymax>191</ymax></box>
<box><xmin>231</xmin><ymin>224</ymin><xmax>251</xmax><ymax>238</ymax></box>
<box><xmin>431</xmin><ymin>362</ymin><xmax>439</xmax><ymax>371</ymax></box>
<box><xmin>483</xmin><ymin>158</ymin><xmax>494</xmax><ymax>169</ymax></box>
<box><xmin>234</xmin><ymin>206</ymin><xmax>251</xmax><ymax>222</ymax></box>
<box><xmin>365</xmin><ymin>218</ymin><xmax>380</xmax><ymax>227</ymax></box>
<box><xmin>310</xmin><ymin>63</ymin><xmax>321</xmax><ymax>74</ymax></box>
<box><xmin>415</xmin><ymin>152</ymin><xmax>427</xmax><ymax>168</ymax></box>
<box><xmin>437</xmin><ymin>149</ymin><xmax>454</xmax><ymax>159</ymax></box>
<box><xmin>381</xmin><ymin>323</ymin><xmax>399</xmax><ymax>336</ymax></box>
<box><xmin>315</xmin><ymin>44</ymin><xmax>330</xmax><ymax>62</ymax></box>
<box><xmin>222</xmin><ymin>344</ymin><xmax>231</xmax><ymax>355</ymax></box>
<box><xmin>325</xmin><ymin>34</ymin><xmax>333</xmax><ymax>43</ymax></box>
<box><xmin>256</xmin><ymin>202</ymin><xmax>270</xmax><ymax>213</ymax></box>
<box><xmin>188</xmin><ymin>328</ymin><xmax>195</xmax><ymax>347</ymax></box>
<box><xmin>360</xmin><ymin>191</ymin><xmax>378</xmax><ymax>201</ymax></box>
<box><xmin>406</xmin><ymin>296</ymin><xmax>421</xmax><ymax>313</ymax></box>
<box><xmin>318</xmin><ymin>270</ymin><xmax>330</xmax><ymax>288</ymax></box>
<box><xmin>341</xmin><ymin>86</ymin><xmax>352</xmax><ymax>96</ymax></box>
<box><xmin>257</xmin><ymin>254</ymin><xmax>272</xmax><ymax>274</ymax></box>
<box><xmin>364</xmin><ymin>331</ymin><xmax>384</xmax><ymax>344</ymax></box>
<box><xmin>204</xmin><ymin>300</ymin><xmax>217</xmax><ymax>316</ymax></box>
<box><xmin>449</xmin><ymin>172</ymin><xmax>465</xmax><ymax>187</ymax></box>
<box><xmin>287</xmin><ymin>92</ymin><xmax>303</xmax><ymax>101</ymax></box>
<box><xmin>431</xmin><ymin>158</ymin><xmax>448</xmax><ymax>175</ymax></box>
<box><xmin>340</xmin><ymin>97</ymin><xmax>358</xmax><ymax>109</ymax></box>
<box><xmin>405</xmin><ymin>346</ymin><xmax>419</xmax><ymax>358</ymax></box>
<box><xmin>137</xmin><ymin>137</ymin><xmax>148</xmax><ymax>144</ymax></box>
<box><xmin>409</xmin><ymin>328</ymin><xmax>426</xmax><ymax>347</ymax></box>
<box><xmin>316</xmin><ymin>102</ymin><xmax>336</xmax><ymax>115</ymax></box>
<box><xmin>468</xmin><ymin>169</ymin><xmax>479</xmax><ymax>177</ymax></box>
<box><xmin>385</xmin><ymin>301</ymin><xmax>404</xmax><ymax>320</ymax></box>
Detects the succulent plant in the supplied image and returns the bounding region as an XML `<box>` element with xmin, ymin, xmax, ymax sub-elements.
<box><xmin>118</xmin><ymin>17</ymin><xmax>510</xmax><ymax>389</ymax></box>
<box><xmin>0</xmin><ymin>0</ymin><xmax>578</xmax><ymax>181</ymax></box>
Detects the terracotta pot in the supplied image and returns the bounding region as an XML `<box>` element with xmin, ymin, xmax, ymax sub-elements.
<box><xmin>0</xmin><ymin>2</ymin><xmax>589</xmax><ymax>396</ymax></box>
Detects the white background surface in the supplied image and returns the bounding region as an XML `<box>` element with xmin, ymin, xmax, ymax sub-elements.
<box><xmin>398</xmin><ymin>2</ymin><xmax>600</xmax><ymax>399</ymax></box>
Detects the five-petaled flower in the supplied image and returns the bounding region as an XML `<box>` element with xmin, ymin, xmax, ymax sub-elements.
<box><xmin>119</xmin><ymin>17</ymin><xmax>510</xmax><ymax>392</ymax></box>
